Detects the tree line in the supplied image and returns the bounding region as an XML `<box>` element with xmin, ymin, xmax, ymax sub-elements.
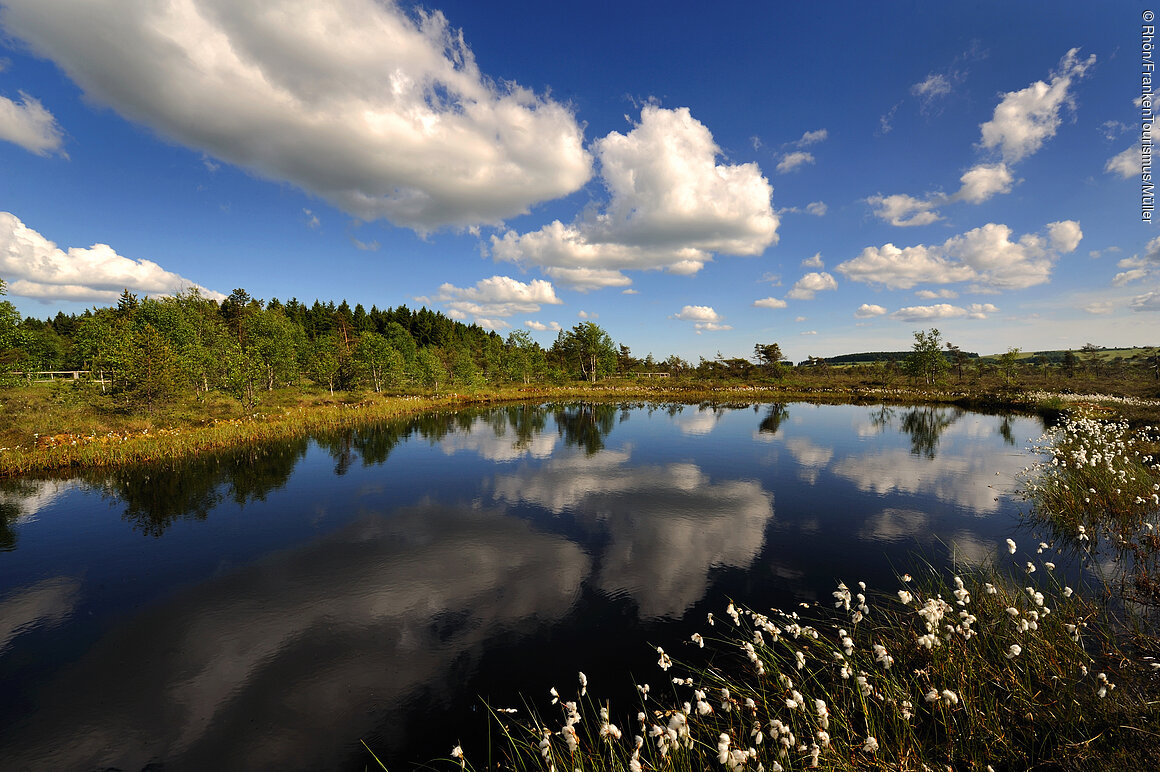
<box><xmin>0</xmin><ymin>280</ymin><xmax>731</xmax><ymax>412</ymax></box>
<box><xmin>2</xmin><ymin>276</ymin><xmax>1154</xmax><ymax>414</ymax></box>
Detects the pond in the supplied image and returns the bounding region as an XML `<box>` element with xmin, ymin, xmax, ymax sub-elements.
<box><xmin>0</xmin><ymin>402</ymin><xmax>1046</xmax><ymax>770</ymax></box>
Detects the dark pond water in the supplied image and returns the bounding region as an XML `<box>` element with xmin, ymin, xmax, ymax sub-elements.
<box><xmin>0</xmin><ymin>402</ymin><xmax>1046</xmax><ymax>771</ymax></box>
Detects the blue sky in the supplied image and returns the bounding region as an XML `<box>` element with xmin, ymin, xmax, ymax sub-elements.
<box><xmin>0</xmin><ymin>1</ymin><xmax>1155</xmax><ymax>362</ymax></box>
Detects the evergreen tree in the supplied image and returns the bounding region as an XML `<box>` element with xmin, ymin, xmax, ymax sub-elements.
<box><xmin>115</xmin><ymin>323</ymin><xmax>181</xmax><ymax>414</ymax></box>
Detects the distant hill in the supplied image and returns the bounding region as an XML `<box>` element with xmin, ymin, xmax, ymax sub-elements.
<box><xmin>801</xmin><ymin>350</ymin><xmax>978</xmax><ymax>367</ymax></box>
<box><xmin>799</xmin><ymin>346</ymin><xmax>1155</xmax><ymax>368</ymax></box>
<box><xmin>976</xmin><ymin>347</ymin><xmax>1155</xmax><ymax>364</ymax></box>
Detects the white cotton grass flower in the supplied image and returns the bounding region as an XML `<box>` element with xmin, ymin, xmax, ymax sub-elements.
<box><xmin>599</xmin><ymin>706</ymin><xmax>622</xmax><ymax>741</ymax></box>
<box><xmin>578</xmin><ymin>671</ymin><xmax>587</xmax><ymax>696</ymax></box>
<box><xmin>561</xmin><ymin>723</ymin><xmax>579</xmax><ymax>753</ymax></box>
<box><xmin>695</xmin><ymin>689</ymin><xmax>713</xmax><ymax>716</ymax></box>
<box><xmin>1007</xmin><ymin>538</ymin><xmax>1017</xmax><ymax>554</ymax></box>
<box><xmin>863</xmin><ymin>735</ymin><xmax>879</xmax><ymax>753</ymax></box>
<box><xmin>898</xmin><ymin>589</ymin><xmax>913</xmax><ymax>605</ymax></box>
<box><xmin>691</xmin><ymin>632</ymin><xmax>705</xmax><ymax>648</ymax></box>
<box><xmin>717</xmin><ymin>733</ymin><xmax>731</xmax><ymax>765</ymax></box>
<box><xmin>815</xmin><ymin>698</ymin><xmax>829</xmax><ymax>730</ymax></box>
<box><xmin>1007</xmin><ymin>644</ymin><xmax>1022</xmax><ymax>658</ymax></box>
<box><xmin>656</xmin><ymin>646</ymin><xmax>672</xmax><ymax>671</ymax></box>
<box><xmin>451</xmin><ymin>745</ymin><xmax>465</xmax><ymax>768</ymax></box>
<box><xmin>832</xmin><ymin>582</ymin><xmax>852</xmax><ymax>611</ymax></box>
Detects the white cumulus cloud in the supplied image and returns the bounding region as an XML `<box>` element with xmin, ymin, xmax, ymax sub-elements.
<box><xmin>524</xmin><ymin>320</ymin><xmax>561</xmax><ymax>332</ymax></box>
<box><xmin>889</xmin><ymin>303</ymin><xmax>998</xmax><ymax>321</ymax></box>
<box><xmin>673</xmin><ymin>305</ymin><xmax>721</xmax><ymax>322</ymax></box>
<box><xmin>786</xmin><ymin>271</ymin><xmax>838</xmax><ymax>300</ymax></box>
<box><xmin>753</xmin><ymin>297</ymin><xmax>787</xmax><ymax>309</ymax></box>
<box><xmin>837</xmin><ymin>220</ymin><xmax>1081</xmax><ymax>291</ymax></box>
<box><xmin>491</xmin><ymin>105</ymin><xmax>777</xmax><ymax>289</ymax></box>
<box><xmin>805</xmin><ymin>201</ymin><xmax>828</xmax><ymax>216</ymax></box>
<box><xmin>0</xmin><ymin>0</ymin><xmax>591</xmax><ymax>232</ymax></box>
<box><xmin>1105</xmin><ymin>145</ymin><xmax>1142</xmax><ymax>179</ymax></box>
<box><xmin>1047</xmin><ymin>220</ymin><xmax>1083</xmax><ymax>253</ymax></box>
<box><xmin>1113</xmin><ymin>235</ymin><xmax>1160</xmax><ymax>286</ymax></box>
<box><xmin>955</xmin><ymin>163</ymin><xmax>1014</xmax><ymax>203</ymax></box>
<box><xmin>980</xmin><ymin>48</ymin><xmax>1096</xmax><ymax>164</ymax></box>
<box><xmin>1131</xmin><ymin>290</ymin><xmax>1160</xmax><ymax>311</ymax></box>
<box><xmin>776</xmin><ymin>151</ymin><xmax>815</xmax><ymax>173</ymax></box>
<box><xmin>865</xmin><ymin>193</ymin><xmax>943</xmax><ymax>227</ymax></box>
<box><xmin>0</xmin><ymin>90</ymin><xmax>64</xmax><ymax>156</ymax></box>
<box><xmin>870</xmin><ymin>49</ymin><xmax>1094</xmax><ymax>226</ymax></box>
<box><xmin>0</xmin><ymin>211</ymin><xmax>224</xmax><ymax>304</ymax></box>
<box><xmin>854</xmin><ymin>303</ymin><xmax>887</xmax><ymax>318</ymax></box>
<box><xmin>795</xmin><ymin>128</ymin><xmax>828</xmax><ymax>146</ymax></box>
<box><xmin>673</xmin><ymin>304</ymin><xmax>731</xmax><ymax>332</ymax></box>
<box><xmin>424</xmin><ymin>275</ymin><xmax>561</xmax><ymax>327</ymax></box>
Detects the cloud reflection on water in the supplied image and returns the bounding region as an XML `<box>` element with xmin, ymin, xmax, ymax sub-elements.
<box><xmin>0</xmin><ymin>576</ymin><xmax>81</xmax><ymax>655</ymax></box>
<box><xmin>492</xmin><ymin>449</ymin><xmax>775</xmax><ymax>619</ymax></box>
<box><xmin>0</xmin><ymin>501</ymin><xmax>589</xmax><ymax>771</ymax></box>
<box><xmin>0</xmin><ymin>402</ymin><xmax>1044</xmax><ymax>771</ymax></box>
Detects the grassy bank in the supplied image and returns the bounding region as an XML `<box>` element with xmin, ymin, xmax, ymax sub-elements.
<box><xmin>3</xmin><ymin>378</ymin><xmax>1159</xmax><ymax>477</ymax></box>
<box><xmin>368</xmin><ymin>411</ymin><xmax>1160</xmax><ymax>771</ymax></box>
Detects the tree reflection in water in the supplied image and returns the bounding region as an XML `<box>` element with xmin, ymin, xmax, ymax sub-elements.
<box><xmin>998</xmin><ymin>414</ymin><xmax>1017</xmax><ymax>446</ymax></box>
<box><xmin>86</xmin><ymin>440</ymin><xmax>309</xmax><ymax>537</ymax></box>
<box><xmin>758</xmin><ymin>403</ymin><xmax>790</xmax><ymax>436</ymax></box>
<box><xmin>899</xmin><ymin>406</ymin><xmax>963</xmax><ymax>459</ymax></box>
<box><xmin>553</xmin><ymin>402</ymin><xmax>618</xmax><ymax>454</ymax></box>
<box><xmin>0</xmin><ymin>478</ymin><xmax>38</xmax><ymax>550</ymax></box>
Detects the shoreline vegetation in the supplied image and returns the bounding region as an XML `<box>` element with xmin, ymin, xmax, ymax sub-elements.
<box><xmin>1</xmin><ymin>281</ymin><xmax>1157</xmax><ymax>476</ymax></box>
<box><xmin>2</xmin><ymin>378</ymin><xmax>1159</xmax><ymax>478</ymax></box>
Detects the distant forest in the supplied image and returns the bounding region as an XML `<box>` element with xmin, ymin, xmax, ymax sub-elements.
<box><xmin>2</xmin><ymin>279</ymin><xmax>1156</xmax><ymax>414</ymax></box>
<box><xmin>0</xmin><ymin>283</ymin><xmax>711</xmax><ymax>410</ymax></box>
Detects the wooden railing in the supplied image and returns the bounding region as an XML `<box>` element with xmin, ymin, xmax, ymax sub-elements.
<box><xmin>12</xmin><ymin>370</ymin><xmax>92</xmax><ymax>382</ymax></box>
